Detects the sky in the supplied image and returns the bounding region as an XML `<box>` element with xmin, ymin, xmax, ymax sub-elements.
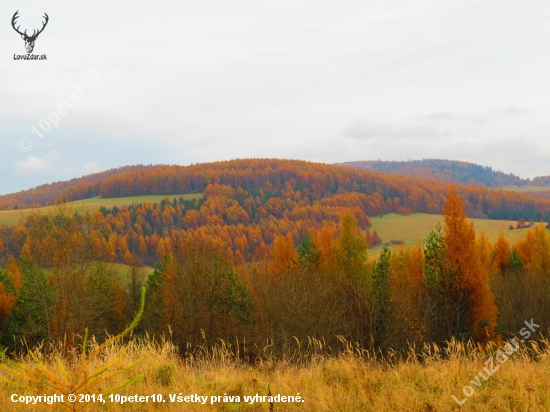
<box><xmin>1</xmin><ymin>0</ymin><xmax>550</xmax><ymax>195</ymax></box>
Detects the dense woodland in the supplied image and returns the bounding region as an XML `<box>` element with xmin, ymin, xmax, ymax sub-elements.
<box><xmin>0</xmin><ymin>187</ymin><xmax>548</xmax><ymax>357</ymax></box>
<box><xmin>524</xmin><ymin>189</ymin><xmax>550</xmax><ymax>200</ymax></box>
<box><xmin>340</xmin><ymin>159</ymin><xmax>550</xmax><ymax>188</ymax></box>
<box><xmin>1</xmin><ymin>160</ymin><xmax>550</xmax><ymax>216</ymax></box>
<box><xmin>0</xmin><ymin>160</ymin><xmax>548</xmax><ymax>356</ymax></box>
<box><xmin>1</xmin><ymin>160</ymin><xmax>550</xmax><ymax>268</ymax></box>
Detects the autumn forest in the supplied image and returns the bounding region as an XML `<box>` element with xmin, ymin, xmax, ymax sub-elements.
<box><xmin>0</xmin><ymin>159</ymin><xmax>549</xmax><ymax>410</ymax></box>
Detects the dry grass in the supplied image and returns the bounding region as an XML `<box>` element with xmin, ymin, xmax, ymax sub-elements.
<box><xmin>367</xmin><ymin>213</ymin><xmax>543</xmax><ymax>257</ymax></box>
<box><xmin>1</xmin><ymin>334</ymin><xmax>549</xmax><ymax>411</ymax></box>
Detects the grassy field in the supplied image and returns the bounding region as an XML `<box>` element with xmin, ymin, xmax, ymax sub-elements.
<box><xmin>1</xmin><ymin>336</ymin><xmax>549</xmax><ymax>411</ymax></box>
<box><xmin>367</xmin><ymin>212</ymin><xmax>544</xmax><ymax>255</ymax></box>
<box><xmin>501</xmin><ymin>185</ymin><xmax>550</xmax><ymax>192</ymax></box>
<box><xmin>0</xmin><ymin>193</ymin><xmax>203</xmax><ymax>227</ymax></box>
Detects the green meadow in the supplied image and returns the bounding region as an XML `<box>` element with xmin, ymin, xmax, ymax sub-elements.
<box><xmin>0</xmin><ymin>193</ymin><xmax>203</xmax><ymax>227</ymax></box>
<box><xmin>501</xmin><ymin>185</ymin><xmax>550</xmax><ymax>192</ymax></box>
<box><xmin>367</xmin><ymin>212</ymin><xmax>542</xmax><ymax>256</ymax></box>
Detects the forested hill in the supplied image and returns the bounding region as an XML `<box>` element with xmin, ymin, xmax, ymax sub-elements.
<box><xmin>338</xmin><ymin>159</ymin><xmax>550</xmax><ymax>188</ymax></box>
<box><xmin>0</xmin><ymin>165</ymin><xmax>158</xmax><ymax>210</ymax></box>
<box><xmin>2</xmin><ymin>159</ymin><xmax>550</xmax><ymax>221</ymax></box>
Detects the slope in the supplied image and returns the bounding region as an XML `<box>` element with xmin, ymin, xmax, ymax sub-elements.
<box><xmin>0</xmin><ymin>164</ymin><xmax>160</xmax><ymax>210</ymax></box>
<box><xmin>339</xmin><ymin>159</ymin><xmax>550</xmax><ymax>189</ymax></box>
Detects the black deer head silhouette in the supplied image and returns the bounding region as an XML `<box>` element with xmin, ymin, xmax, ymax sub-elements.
<box><xmin>11</xmin><ymin>11</ymin><xmax>49</xmax><ymax>54</ymax></box>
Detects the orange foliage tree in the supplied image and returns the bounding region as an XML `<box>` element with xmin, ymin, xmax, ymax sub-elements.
<box><xmin>443</xmin><ymin>186</ymin><xmax>497</xmax><ymax>342</ymax></box>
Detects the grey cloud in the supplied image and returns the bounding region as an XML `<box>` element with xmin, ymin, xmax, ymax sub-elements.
<box><xmin>489</xmin><ymin>106</ymin><xmax>531</xmax><ymax>116</ymax></box>
<box><xmin>418</xmin><ymin>112</ymin><xmax>457</xmax><ymax>122</ymax></box>
<box><xmin>419</xmin><ymin>112</ymin><xmax>486</xmax><ymax>126</ymax></box>
<box><xmin>343</xmin><ymin>121</ymin><xmax>393</xmax><ymax>139</ymax></box>
<box><xmin>344</xmin><ymin>121</ymin><xmax>448</xmax><ymax>140</ymax></box>
<box><xmin>462</xmin><ymin>115</ymin><xmax>487</xmax><ymax>125</ymax></box>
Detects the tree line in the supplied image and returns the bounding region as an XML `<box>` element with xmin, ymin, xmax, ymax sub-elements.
<box><xmin>2</xmin><ymin>160</ymin><xmax>550</xmax><ymax>222</ymax></box>
<box><xmin>340</xmin><ymin>159</ymin><xmax>550</xmax><ymax>188</ymax></box>
<box><xmin>0</xmin><ymin>187</ymin><xmax>548</xmax><ymax>356</ymax></box>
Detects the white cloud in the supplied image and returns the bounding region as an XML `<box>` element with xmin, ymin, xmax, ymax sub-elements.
<box><xmin>13</xmin><ymin>152</ymin><xmax>104</xmax><ymax>183</ymax></box>
<box><xmin>15</xmin><ymin>151</ymin><xmax>60</xmax><ymax>175</ymax></box>
<box><xmin>82</xmin><ymin>163</ymin><xmax>100</xmax><ymax>174</ymax></box>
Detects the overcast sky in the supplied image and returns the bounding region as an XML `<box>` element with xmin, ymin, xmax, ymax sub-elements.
<box><xmin>1</xmin><ymin>0</ymin><xmax>550</xmax><ymax>194</ymax></box>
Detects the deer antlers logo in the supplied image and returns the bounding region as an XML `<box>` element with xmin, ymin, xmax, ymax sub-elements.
<box><xmin>11</xmin><ymin>11</ymin><xmax>49</xmax><ymax>54</ymax></box>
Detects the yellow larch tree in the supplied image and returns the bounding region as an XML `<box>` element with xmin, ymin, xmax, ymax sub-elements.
<box><xmin>443</xmin><ymin>186</ymin><xmax>497</xmax><ymax>342</ymax></box>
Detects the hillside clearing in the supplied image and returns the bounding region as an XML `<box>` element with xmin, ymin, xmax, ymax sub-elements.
<box><xmin>501</xmin><ymin>185</ymin><xmax>550</xmax><ymax>192</ymax></box>
<box><xmin>0</xmin><ymin>193</ymin><xmax>203</xmax><ymax>227</ymax></box>
<box><xmin>367</xmin><ymin>212</ymin><xmax>544</xmax><ymax>255</ymax></box>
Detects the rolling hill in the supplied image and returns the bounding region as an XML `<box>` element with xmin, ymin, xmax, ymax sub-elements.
<box><xmin>3</xmin><ymin>158</ymin><xmax>550</xmax><ymax>217</ymax></box>
<box><xmin>1</xmin><ymin>158</ymin><xmax>549</xmax><ymax>267</ymax></box>
<box><xmin>338</xmin><ymin>159</ymin><xmax>550</xmax><ymax>189</ymax></box>
<box><xmin>0</xmin><ymin>164</ymin><xmax>159</xmax><ymax>210</ymax></box>
<box><xmin>2</xmin><ymin>158</ymin><xmax>549</xmax><ymax>369</ymax></box>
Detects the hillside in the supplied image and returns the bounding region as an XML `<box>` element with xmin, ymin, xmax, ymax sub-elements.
<box><xmin>4</xmin><ymin>160</ymin><xmax>547</xmax><ymax>212</ymax></box>
<box><xmin>1</xmin><ymin>159</ymin><xmax>549</xmax><ymax>405</ymax></box>
<box><xmin>338</xmin><ymin>159</ymin><xmax>550</xmax><ymax>188</ymax></box>
<box><xmin>0</xmin><ymin>193</ymin><xmax>202</xmax><ymax>227</ymax></box>
<box><xmin>2</xmin><ymin>159</ymin><xmax>550</xmax><ymax>268</ymax></box>
<box><xmin>3</xmin><ymin>158</ymin><xmax>550</xmax><ymax>218</ymax></box>
<box><xmin>0</xmin><ymin>164</ymin><xmax>159</xmax><ymax>210</ymax></box>
<box><xmin>78</xmin><ymin>158</ymin><xmax>550</xmax><ymax>220</ymax></box>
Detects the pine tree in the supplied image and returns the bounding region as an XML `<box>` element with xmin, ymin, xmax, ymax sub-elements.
<box><xmin>508</xmin><ymin>247</ymin><xmax>524</xmax><ymax>272</ymax></box>
<box><xmin>371</xmin><ymin>230</ymin><xmax>381</xmax><ymax>245</ymax></box>
<box><xmin>138</xmin><ymin>236</ymin><xmax>147</xmax><ymax>255</ymax></box>
<box><xmin>530</xmin><ymin>225</ymin><xmax>550</xmax><ymax>273</ymax></box>
<box><xmin>335</xmin><ymin>213</ymin><xmax>369</xmax><ymax>345</ymax></box>
<box><xmin>7</xmin><ymin>256</ymin><xmax>22</xmax><ymax>293</ymax></box>
<box><xmin>270</xmin><ymin>234</ymin><xmax>296</xmax><ymax>277</ymax></box>
<box><xmin>494</xmin><ymin>232</ymin><xmax>511</xmax><ymax>275</ymax></box>
<box><xmin>106</xmin><ymin>235</ymin><xmax>117</xmax><ymax>262</ymax></box>
<box><xmin>295</xmin><ymin>233</ymin><xmax>321</xmax><ymax>268</ymax></box>
<box><xmin>365</xmin><ymin>228</ymin><xmax>373</xmax><ymax>246</ymax></box>
<box><xmin>123</xmin><ymin>250</ymin><xmax>134</xmax><ymax>265</ymax></box>
<box><xmin>443</xmin><ymin>186</ymin><xmax>497</xmax><ymax>342</ymax></box>
<box><xmin>369</xmin><ymin>247</ymin><xmax>391</xmax><ymax>347</ymax></box>
<box><xmin>156</xmin><ymin>239</ymin><xmax>166</xmax><ymax>259</ymax></box>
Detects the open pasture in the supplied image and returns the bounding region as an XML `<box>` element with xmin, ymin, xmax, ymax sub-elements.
<box><xmin>0</xmin><ymin>193</ymin><xmax>203</xmax><ymax>227</ymax></box>
<box><xmin>367</xmin><ymin>212</ymin><xmax>544</xmax><ymax>255</ymax></box>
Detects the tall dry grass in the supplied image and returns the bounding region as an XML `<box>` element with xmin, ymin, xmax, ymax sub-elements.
<box><xmin>0</xmin><ymin>333</ymin><xmax>549</xmax><ymax>411</ymax></box>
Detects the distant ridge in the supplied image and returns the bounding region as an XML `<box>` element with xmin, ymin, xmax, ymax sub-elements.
<box><xmin>1</xmin><ymin>159</ymin><xmax>549</xmax><ymax>221</ymax></box>
<box><xmin>337</xmin><ymin>159</ymin><xmax>550</xmax><ymax>188</ymax></box>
